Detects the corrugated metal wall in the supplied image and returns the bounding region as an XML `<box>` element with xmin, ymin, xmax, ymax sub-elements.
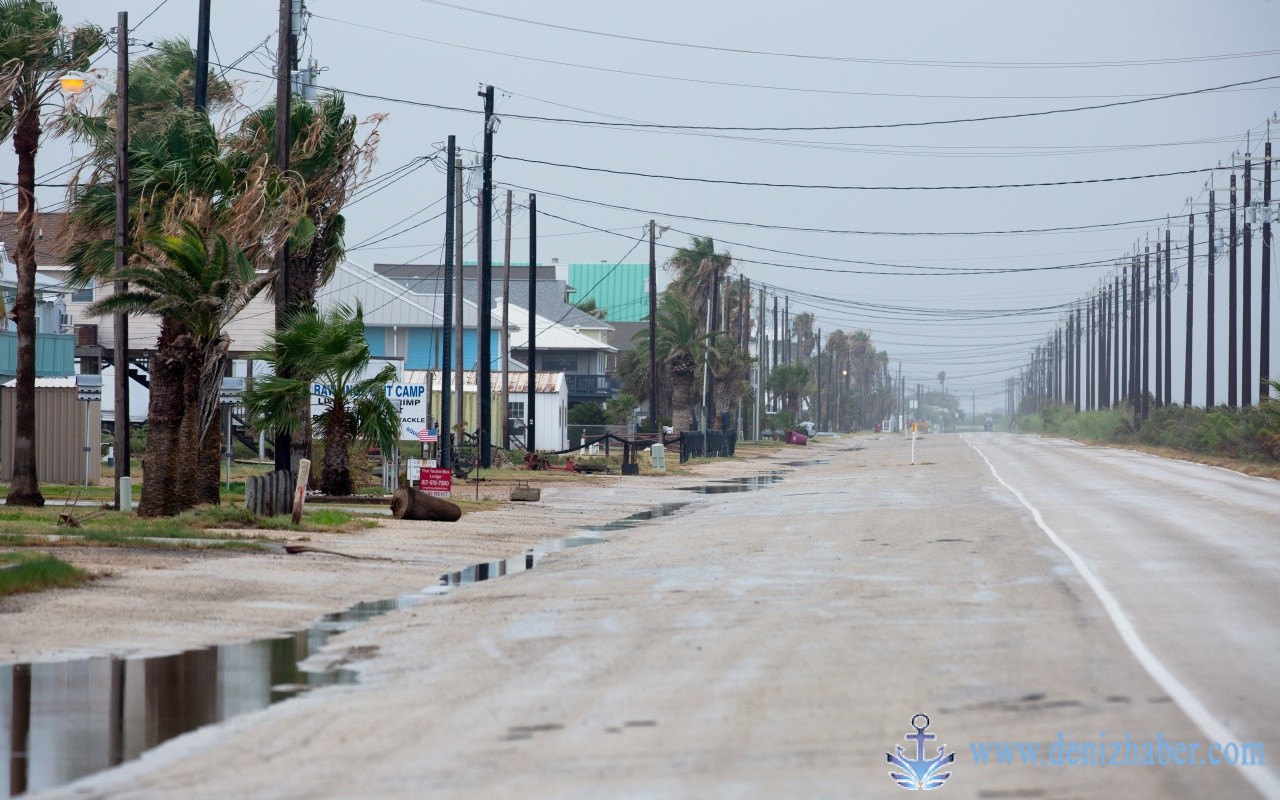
<box><xmin>567</xmin><ymin>263</ymin><xmax>648</xmax><ymax>322</ymax></box>
<box><xmin>0</xmin><ymin>387</ymin><xmax>102</xmax><ymax>485</ymax></box>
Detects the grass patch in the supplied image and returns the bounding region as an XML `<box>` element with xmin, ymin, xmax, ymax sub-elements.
<box><xmin>0</xmin><ymin>553</ymin><xmax>89</xmax><ymax>596</ymax></box>
<box><xmin>1017</xmin><ymin>400</ymin><xmax>1280</xmax><ymax>473</ymax></box>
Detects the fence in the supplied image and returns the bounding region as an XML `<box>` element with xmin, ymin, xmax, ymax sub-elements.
<box><xmin>244</xmin><ymin>470</ymin><xmax>295</xmax><ymax>517</ymax></box>
<box><xmin>679</xmin><ymin>430</ymin><xmax>737</xmax><ymax>463</ymax></box>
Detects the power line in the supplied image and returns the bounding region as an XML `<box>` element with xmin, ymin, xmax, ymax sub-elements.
<box><xmin>414</xmin><ymin>0</ymin><xmax>1280</xmax><ymax>70</ymax></box>
<box><xmin>495</xmin><ymin>152</ymin><xmax>1218</xmax><ymax>191</ymax></box>
<box><xmin>534</xmin><ymin>207</ymin><xmax>1149</xmax><ymax>277</ymax></box>
<box><xmin>313</xmin><ymin>12</ymin><xmax>1280</xmax><ymax>104</ymax></box>
<box><xmin>172</xmin><ymin>47</ymin><xmax>1280</xmax><ymax>135</ymax></box>
<box><xmin>496</xmin><ymin>183</ymin><xmax>1180</xmax><ymax>237</ymax></box>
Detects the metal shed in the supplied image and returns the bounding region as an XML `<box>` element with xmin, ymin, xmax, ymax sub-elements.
<box><xmin>1</xmin><ymin>377</ymin><xmax>102</xmax><ymax>485</ymax></box>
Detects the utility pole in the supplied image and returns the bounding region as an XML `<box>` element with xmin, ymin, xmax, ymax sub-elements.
<box><xmin>453</xmin><ymin>156</ymin><xmax>464</xmax><ymax>439</ymax></box>
<box><xmin>1085</xmin><ymin>300</ymin><xmax>1092</xmax><ymax>410</ymax></box>
<box><xmin>1155</xmin><ymin>240</ymin><xmax>1163</xmax><ymax>408</ymax></box>
<box><xmin>194</xmin><ymin>0</ymin><xmax>211</xmax><ymax>112</ymax></box>
<box><xmin>1207</xmin><ymin>190</ymin><xmax>1217</xmax><ymax>406</ymax></box>
<box><xmin>772</xmin><ymin>295</ymin><xmax>779</xmax><ymax>373</ymax></box>
<box><xmin>1071</xmin><ymin>314</ymin><xmax>1078</xmax><ymax>408</ymax></box>
<box><xmin>707</xmin><ymin>261</ymin><xmax>721</xmax><ymax>429</ymax></box>
<box><xmin>1262</xmin><ymin>139</ymin><xmax>1273</xmax><ymax>398</ymax></box>
<box><xmin>1141</xmin><ymin>247</ymin><xmax>1150</xmax><ymax>422</ymax></box>
<box><xmin>1165</xmin><ymin>227</ymin><xmax>1172</xmax><ymax>406</ymax></box>
<box><xmin>1243</xmin><ymin>155</ymin><xmax>1253</xmax><ymax>406</ymax></box>
<box><xmin>1228</xmin><ymin>173</ymin><xmax>1238</xmax><ymax>408</ymax></box>
<box><xmin>783</xmin><ymin>296</ymin><xmax>790</xmax><ymax>365</ymax></box>
<box><xmin>526</xmin><ymin>194</ymin><xmax>537</xmax><ymax>454</ymax></box>
<box><xmin>272</xmin><ymin>0</ymin><xmax>293</xmax><ymax>473</ymax></box>
<box><xmin>815</xmin><ymin>329</ymin><xmax>822</xmax><ymax>428</ymax></box>
<box><xmin>440</xmin><ymin>136</ymin><xmax>456</xmax><ymax>469</ymax></box>
<box><xmin>757</xmin><ymin>284</ymin><xmax>765</xmax><ymax>435</ymax></box>
<box><xmin>501</xmin><ymin>189</ymin><xmax>512</xmax><ymax>449</ymax></box>
<box><xmin>739</xmin><ymin>276</ymin><xmax>748</xmax><ymax>438</ymax></box>
<box><xmin>477</xmin><ymin>85</ymin><xmax>495</xmax><ymax>467</ymax></box>
<box><xmin>113</xmin><ymin>13</ymin><xmax>130</xmax><ymax>509</ymax></box>
<box><xmin>648</xmin><ymin>220</ymin><xmax>658</xmax><ymax>433</ymax></box>
<box><xmin>1112</xmin><ymin>274</ymin><xmax>1121</xmax><ymax>407</ymax></box>
<box><xmin>1121</xmin><ymin>268</ymin><xmax>1131</xmax><ymax>404</ymax></box>
<box><xmin>1185</xmin><ymin>213</ymin><xmax>1195</xmax><ymax>406</ymax></box>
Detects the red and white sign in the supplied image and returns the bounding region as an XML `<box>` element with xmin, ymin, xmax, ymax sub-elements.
<box><xmin>418</xmin><ymin>467</ymin><xmax>453</xmax><ymax>497</ymax></box>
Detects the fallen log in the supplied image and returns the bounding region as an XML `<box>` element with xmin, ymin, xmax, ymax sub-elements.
<box><xmin>391</xmin><ymin>486</ymin><xmax>462</xmax><ymax>522</ymax></box>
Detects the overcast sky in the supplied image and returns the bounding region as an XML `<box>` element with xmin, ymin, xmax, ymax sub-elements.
<box><xmin>4</xmin><ymin>0</ymin><xmax>1279</xmax><ymax>412</ymax></box>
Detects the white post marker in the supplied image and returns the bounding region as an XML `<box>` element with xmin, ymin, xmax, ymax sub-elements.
<box><xmin>910</xmin><ymin>422</ymin><xmax>917</xmax><ymax>465</ymax></box>
<box><xmin>291</xmin><ymin>458</ymin><xmax>311</xmax><ymax>526</ymax></box>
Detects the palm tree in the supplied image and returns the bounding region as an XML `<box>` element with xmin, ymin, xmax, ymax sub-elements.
<box><xmin>667</xmin><ymin>235</ymin><xmax>730</xmax><ymax>332</ymax></box>
<box><xmin>574</xmin><ymin>297</ymin><xmax>607</xmax><ymax>320</ymax></box>
<box><xmin>0</xmin><ymin>1</ymin><xmax>104</xmax><ymax>506</ymax></box>
<box><xmin>654</xmin><ymin>292</ymin><xmax>703</xmax><ymax>432</ymax></box>
<box><xmin>226</xmin><ymin>93</ymin><xmax>380</xmax><ymax>473</ymax></box>
<box><xmin>64</xmin><ymin>43</ymin><xmax>303</xmax><ymax>512</ymax></box>
<box><xmin>89</xmin><ymin>224</ymin><xmax>272</xmax><ymax>516</ymax></box>
<box><xmin>245</xmin><ymin>303</ymin><xmax>399</xmax><ymax>497</ymax></box>
<box><xmin>767</xmin><ymin>363</ymin><xmax>811</xmax><ymax>418</ymax></box>
<box><xmin>791</xmin><ymin>312</ymin><xmax>816</xmax><ymax>365</ymax></box>
<box><xmin>228</xmin><ymin>93</ymin><xmax>375</xmax><ymax>313</ymax></box>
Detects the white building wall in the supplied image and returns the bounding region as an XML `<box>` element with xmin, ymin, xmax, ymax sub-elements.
<box><xmin>59</xmin><ymin>279</ymin><xmax>275</xmax><ymax>353</ymax></box>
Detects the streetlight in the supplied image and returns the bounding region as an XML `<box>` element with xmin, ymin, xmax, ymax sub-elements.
<box><xmin>840</xmin><ymin>369</ymin><xmax>847</xmax><ymax>431</ymax></box>
<box><xmin>60</xmin><ymin>15</ymin><xmax>131</xmax><ymax>510</ymax></box>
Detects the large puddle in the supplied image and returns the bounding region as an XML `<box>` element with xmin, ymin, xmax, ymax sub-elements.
<box><xmin>0</xmin><ymin>502</ymin><xmax>688</xmax><ymax>797</ymax></box>
<box><xmin>0</xmin><ymin>593</ymin><xmax>430</xmax><ymax>797</ymax></box>
<box><xmin>677</xmin><ymin>472</ymin><xmax>786</xmax><ymax>494</ymax></box>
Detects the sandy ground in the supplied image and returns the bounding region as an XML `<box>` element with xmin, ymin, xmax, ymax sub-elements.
<box><xmin>16</xmin><ymin>433</ymin><xmax>1266</xmax><ymax>799</ymax></box>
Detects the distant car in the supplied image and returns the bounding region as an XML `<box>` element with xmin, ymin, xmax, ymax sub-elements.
<box><xmin>797</xmin><ymin>421</ymin><xmax>817</xmax><ymax>437</ymax></box>
<box><xmin>983</xmin><ymin>416</ymin><xmax>994</xmax><ymax>431</ymax></box>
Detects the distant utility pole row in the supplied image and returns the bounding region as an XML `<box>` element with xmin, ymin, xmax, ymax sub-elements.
<box><xmin>1019</xmin><ymin>124</ymin><xmax>1276</xmax><ymax>426</ymax></box>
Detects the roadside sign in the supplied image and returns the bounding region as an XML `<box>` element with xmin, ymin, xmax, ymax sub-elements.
<box><xmin>419</xmin><ymin>467</ymin><xmax>452</xmax><ymax>497</ymax></box>
<box><xmin>406</xmin><ymin>457</ymin><xmax>421</xmax><ymax>482</ymax></box>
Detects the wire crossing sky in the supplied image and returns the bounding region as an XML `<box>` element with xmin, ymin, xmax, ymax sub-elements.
<box><xmin>4</xmin><ymin>0</ymin><xmax>1279</xmax><ymax>411</ymax></box>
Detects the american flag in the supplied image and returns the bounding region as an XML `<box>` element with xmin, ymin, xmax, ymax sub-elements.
<box><xmin>418</xmin><ymin>427</ymin><xmax>439</xmax><ymax>443</ymax></box>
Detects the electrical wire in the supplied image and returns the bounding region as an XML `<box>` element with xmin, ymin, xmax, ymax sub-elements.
<box><xmin>496</xmin><ymin>183</ymin><xmax>1181</xmax><ymax>238</ymax></box>
<box><xmin>312</xmin><ymin>12</ymin><xmax>1280</xmax><ymax>104</ymax></box>
<box><xmin>414</xmin><ymin>0</ymin><xmax>1280</xmax><ymax>71</ymax></box>
<box><xmin>495</xmin><ymin>152</ymin><xmax>1218</xmax><ymax>191</ymax></box>
<box><xmin>177</xmin><ymin>48</ymin><xmax>1280</xmax><ymax>135</ymax></box>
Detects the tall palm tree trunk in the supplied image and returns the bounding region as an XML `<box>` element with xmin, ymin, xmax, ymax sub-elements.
<box><xmin>139</xmin><ymin>321</ymin><xmax>191</xmax><ymax>516</ymax></box>
<box><xmin>5</xmin><ymin>105</ymin><xmax>44</xmax><ymax>507</ymax></box>
<box><xmin>196</xmin><ymin>415</ymin><xmax>222</xmax><ymax>506</ymax></box>
<box><xmin>671</xmin><ymin>376</ymin><xmax>694</xmax><ymax>433</ymax></box>
<box><xmin>319</xmin><ymin>405</ymin><xmax>352</xmax><ymax>496</ymax></box>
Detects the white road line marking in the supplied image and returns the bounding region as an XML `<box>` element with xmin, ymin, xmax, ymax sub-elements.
<box><xmin>964</xmin><ymin>435</ymin><xmax>1280</xmax><ymax>800</ymax></box>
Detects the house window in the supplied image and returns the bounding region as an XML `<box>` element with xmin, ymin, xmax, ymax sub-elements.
<box><xmin>71</xmin><ymin>286</ymin><xmax>94</xmax><ymax>303</ymax></box>
<box><xmin>541</xmin><ymin>352</ymin><xmax>578</xmax><ymax>372</ymax></box>
<box><xmin>508</xmin><ymin>400</ymin><xmax>526</xmax><ymax>421</ymax></box>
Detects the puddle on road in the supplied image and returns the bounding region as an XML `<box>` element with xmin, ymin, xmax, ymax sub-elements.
<box><xmin>0</xmin><ymin>502</ymin><xmax>688</xmax><ymax>797</ymax></box>
<box><xmin>677</xmin><ymin>472</ymin><xmax>786</xmax><ymax>494</ymax></box>
<box><xmin>442</xmin><ymin>503</ymin><xmax>687</xmax><ymax>586</ymax></box>
<box><xmin>782</xmin><ymin>459</ymin><xmax>829</xmax><ymax>467</ymax></box>
<box><xmin>0</xmin><ymin>592</ymin><xmax>432</xmax><ymax>798</ymax></box>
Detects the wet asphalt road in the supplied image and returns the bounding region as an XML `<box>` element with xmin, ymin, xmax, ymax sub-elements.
<box><xmin>965</xmin><ymin>433</ymin><xmax>1280</xmax><ymax>799</ymax></box>
<box><xmin>33</xmin><ymin>434</ymin><xmax>1280</xmax><ymax>799</ymax></box>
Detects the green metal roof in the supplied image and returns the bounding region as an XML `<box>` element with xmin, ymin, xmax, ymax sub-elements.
<box><xmin>566</xmin><ymin>263</ymin><xmax>649</xmax><ymax>322</ymax></box>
